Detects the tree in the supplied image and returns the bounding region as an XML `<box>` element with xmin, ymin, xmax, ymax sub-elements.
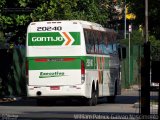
<box><xmin>120</xmin><ymin>30</ymin><xmax>144</xmax><ymax>46</ymax></box>
<box><xmin>128</xmin><ymin>0</ymin><xmax>160</xmax><ymax>40</ymax></box>
<box><xmin>0</xmin><ymin>0</ymin><xmax>33</xmax><ymax>46</ymax></box>
<box><xmin>0</xmin><ymin>0</ymin><xmax>113</xmax><ymax>46</ymax></box>
<box><xmin>31</xmin><ymin>0</ymin><xmax>110</xmax><ymax>26</ymax></box>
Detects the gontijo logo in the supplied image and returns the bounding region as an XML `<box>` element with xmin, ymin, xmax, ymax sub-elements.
<box><xmin>32</xmin><ymin>36</ymin><xmax>63</xmax><ymax>42</ymax></box>
<box><xmin>28</xmin><ymin>32</ymin><xmax>80</xmax><ymax>46</ymax></box>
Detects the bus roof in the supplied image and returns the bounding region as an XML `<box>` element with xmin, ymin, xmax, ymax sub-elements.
<box><xmin>29</xmin><ymin>20</ymin><xmax>114</xmax><ymax>32</ymax></box>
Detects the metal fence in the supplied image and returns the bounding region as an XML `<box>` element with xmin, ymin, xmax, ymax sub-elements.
<box><xmin>121</xmin><ymin>45</ymin><xmax>142</xmax><ymax>88</ymax></box>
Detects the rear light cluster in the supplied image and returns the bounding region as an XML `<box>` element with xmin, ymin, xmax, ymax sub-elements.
<box><xmin>81</xmin><ymin>60</ymin><xmax>85</xmax><ymax>84</ymax></box>
<box><xmin>35</xmin><ymin>58</ymin><xmax>47</xmax><ymax>62</ymax></box>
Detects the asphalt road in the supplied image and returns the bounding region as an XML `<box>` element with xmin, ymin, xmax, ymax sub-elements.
<box><xmin>0</xmin><ymin>88</ymin><xmax>158</xmax><ymax>120</ymax></box>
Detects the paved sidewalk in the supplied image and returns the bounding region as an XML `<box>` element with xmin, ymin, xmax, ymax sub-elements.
<box><xmin>0</xmin><ymin>97</ymin><xmax>21</xmax><ymax>103</ymax></box>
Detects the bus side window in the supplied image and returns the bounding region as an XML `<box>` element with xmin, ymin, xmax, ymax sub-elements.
<box><xmin>89</xmin><ymin>31</ymin><xmax>95</xmax><ymax>54</ymax></box>
<box><xmin>113</xmin><ymin>44</ymin><xmax>117</xmax><ymax>54</ymax></box>
<box><xmin>101</xmin><ymin>32</ymin><xmax>109</xmax><ymax>55</ymax></box>
<box><xmin>94</xmin><ymin>31</ymin><xmax>99</xmax><ymax>54</ymax></box>
<box><xmin>84</xmin><ymin>29</ymin><xmax>97</xmax><ymax>54</ymax></box>
<box><xmin>106</xmin><ymin>32</ymin><xmax>114</xmax><ymax>54</ymax></box>
<box><xmin>107</xmin><ymin>44</ymin><xmax>113</xmax><ymax>54</ymax></box>
<box><xmin>84</xmin><ymin>30</ymin><xmax>90</xmax><ymax>53</ymax></box>
<box><xmin>98</xmin><ymin>32</ymin><xmax>103</xmax><ymax>54</ymax></box>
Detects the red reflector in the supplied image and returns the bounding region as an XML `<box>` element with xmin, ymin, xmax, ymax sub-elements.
<box><xmin>35</xmin><ymin>58</ymin><xmax>47</xmax><ymax>62</ymax></box>
<box><xmin>63</xmin><ymin>58</ymin><xmax>75</xmax><ymax>61</ymax></box>
<box><xmin>50</xmin><ymin>86</ymin><xmax>60</xmax><ymax>90</ymax></box>
<box><xmin>81</xmin><ymin>60</ymin><xmax>85</xmax><ymax>75</ymax></box>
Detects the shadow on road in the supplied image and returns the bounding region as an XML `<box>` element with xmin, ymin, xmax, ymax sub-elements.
<box><xmin>116</xmin><ymin>96</ymin><xmax>139</xmax><ymax>104</ymax></box>
<box><xmin>0</xmin><ymin>95</ymin><xmax>140</xmax><ymax>107</ymax></box>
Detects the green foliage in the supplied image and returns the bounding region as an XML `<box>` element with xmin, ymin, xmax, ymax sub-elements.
<box><xmin>120</xmin><ymin>30</ymin><xmax>144</xmax><ymax>46</ymax></box>
<box><xmin>1</xmin><ymin>0</ymin><xmax>111</xmax><ymax>28</ymax></box>
<box><xmin>120</xmin><ymin>30</ymin><xmax>160</xmax><ymax>48</ymax></box>
<box><xmin>149</xmin><ymin>35</ymin><xmax>160</xmax><ymax>47</ymax></box>
<box><xmin>0</xmin><ymin>0</ymin><xmax>6</xmax><ymax>9</ymax></box>
<box><xmin>15</xmin><ymin>15</ymin><xmax>30</xmax><ymax>26</ymax></box>
<box><xmin>30</xmin><ymin>0</ymin><xmax>109</xmax><ymax>26</ymax></box>
<box><xmin>0</xmin><ymin>16</ymin><xmax>14</xmax><ymax>27</ymax></box>
<box><xmin>0</xmin><ymin>31</ymin><xmax>5</xmax><ymax>48</ymax></box>
<box><xmin>0</xmin><ymin>0</ymin><xmax>114</xmax><ymax>46</ymax></box>
<box><xmin>31</xmin><ymin>0</ymin><xmax>77</xmax><ymax>21</ymax></box>
<box><xmin>0</xmin><ymin>31</ymin><xmax>5</xmax><ymax>42</ymax></box>
<box><xmin>128</xmin><ymin>0</ymin><xmax>160</xmax><ymax>40</ymax></box>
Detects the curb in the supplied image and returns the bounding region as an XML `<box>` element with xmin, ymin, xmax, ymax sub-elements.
<box><xmin>133</xmin><ymin>102</ymin><xmax>158</xmax><ymax>110</ymax></box>
<box><xmin>0</xmin><ymin>97</ymin><xmax>21</xmax><ymax>103</ymax></box>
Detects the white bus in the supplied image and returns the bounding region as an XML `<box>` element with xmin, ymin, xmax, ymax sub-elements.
<box><xmin>26</xmin><ymin>20</ymin><xmax>121</xmax><ymax>106</ymax></box>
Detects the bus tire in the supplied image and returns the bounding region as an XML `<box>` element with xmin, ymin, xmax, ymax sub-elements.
<box><xmin>107</xmin><ymin>81</ymin><xmax>117</xmax><ymax>103</ymax></box>
<box><xmin>86</xmin><ymin>90</ymin><xmax>97</xmax><ymax>106</ymax></box>
<box><xmin>93</xmin><ymin>91</ymin><xmax>98</xmax><ymax>106</ymax></box>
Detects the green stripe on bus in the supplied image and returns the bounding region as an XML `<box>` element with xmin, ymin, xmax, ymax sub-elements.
<box><xmin>27</xmin><ymin>56</ymin><xmax>110</xmax><ymax>70</ymax></box>
<box><xmin>70</xmin><ymin>32</ymin><xmax>80</xmax><ymax>45</ymax></box>
<box><xmin>29</xmin><ymin>59</ymin><xmax>81</xmax><ymax>70</ymax></box>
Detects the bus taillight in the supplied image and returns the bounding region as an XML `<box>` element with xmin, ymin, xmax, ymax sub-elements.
<box><xmin>81</xmin><ymin>60</ymin><xmax>85</xmax><ymax>83</ymax></box>
<box><xmin>35</xmin><ymin>58</ymin><xmax>47</xmax><ymax>62</ymax></box>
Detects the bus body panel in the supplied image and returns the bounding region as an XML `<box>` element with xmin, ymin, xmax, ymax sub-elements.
<box><xmin>28</xmin><ymin>57</ymin><xmax>81</xmax><ymax>86</ymax></box>
<box><xmin>27</xmin><ymin>21</ymin><xmax>86</xmax><ymax>57</ymax></box>
<box><xmin>27</xmin><ymin>84</ymin><xmax>86</xmax><ymax>97</ymax></box>
<box><xmin>29</xmin><ymin>69</ymin><xmax>81</xmax><ymax>86</ymax></box>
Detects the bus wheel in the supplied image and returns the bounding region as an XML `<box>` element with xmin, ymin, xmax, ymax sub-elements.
<box><xmin>93</xmin><ymin>91</ymin><xmax>98</xmax><ymax>106</ymax></box>
<box><xmin>107</xmin><ymin>82</ymin><xmax>117</xmax><ymax>103</ymax></box>
<box><xmin>86</xmin><ymin>90</ymin><xmax>97</xmax><ymax>106</ymax></box>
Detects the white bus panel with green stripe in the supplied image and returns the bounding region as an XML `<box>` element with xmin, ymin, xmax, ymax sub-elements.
<box><xmin>26</xmin><ymin>20</ymin><xmax>121</xmax><ymax>106</ymax></box>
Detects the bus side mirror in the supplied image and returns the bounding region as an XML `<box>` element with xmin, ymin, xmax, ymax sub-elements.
<box><xmin>118</xmin><ymin>47</ymin><xmax>126</xmax><ymax>60</ymax></box>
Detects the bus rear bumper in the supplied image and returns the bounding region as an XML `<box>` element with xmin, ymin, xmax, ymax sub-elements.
<box><xmin>27</xmin><ymin>85</ymin><xmax>87</xmax><ymax>98</ymax></box>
